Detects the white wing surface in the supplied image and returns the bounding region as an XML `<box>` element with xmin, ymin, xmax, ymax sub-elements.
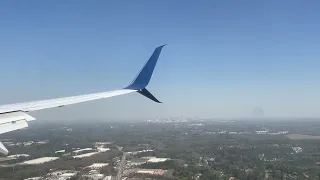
<box><xmin>0</xmin><ymin>89</ymin><xmax>136</xmax><ymax>114</ymax></box>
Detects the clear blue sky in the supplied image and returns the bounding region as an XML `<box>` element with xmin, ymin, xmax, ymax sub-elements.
<box><xmin>1</xmin><ymin>0</ymin><xmax>320</xmax><ymax>120</ymax></box>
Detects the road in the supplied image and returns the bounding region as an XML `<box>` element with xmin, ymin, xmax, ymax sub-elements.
<box><xmin>116</xmin><ymin>152</ymin><xmax>127</xmax><ymax>180</ymax></box>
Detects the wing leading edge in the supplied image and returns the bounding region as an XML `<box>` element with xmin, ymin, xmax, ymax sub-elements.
<box><xmin>0</xmin><ymin>45</ymin><xmax>166</xmax><ymax>155</ymax></box>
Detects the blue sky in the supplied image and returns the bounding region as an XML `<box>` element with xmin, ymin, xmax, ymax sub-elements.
<box><xmin>1</xmin><ymin>0</ymin><xmax>320</xmax><ymax>120</ymax></box>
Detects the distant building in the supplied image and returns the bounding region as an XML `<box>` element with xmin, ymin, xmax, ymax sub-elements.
<box><xmin>87</xmin><ymin>163</ymin><xmax>109</xmax><ymax>169</ymax></box>
<box><xmin>95</xmin><ymin>141</ymin><xmax>113</xmax><ymax>146</ymax></box>
<box><xmin>55</xmin><ymin>149</ymin><xmax>65</xmax><ymax>153</ymax></box>
<box><xmin>136</xmin><ymin>156</ymin><xmax>170</xmax><ymax>163</ymax></box>
<box><xmin>97</xmin><ymin>147</ymin><xmax>110</xmax><ymax>152</ymax></box>
<box><xmin>21</xmin><ymin>157</ymin><xmax>59</xmax><ymax>165</ymax></box>
<box><xmin>103</xmin><ymin>176</ymin><xmax>112</xmax><ymax>180</ymax></box>
<box><xmin>73</xmin><ymin>148</ymin><xmax>93</xmax><ymax>153</ymax></box>
<box><xmin>73</xmin><ymin>152</ymin><xmax>98</xmax><ymax>158</ymax></box>
<box><xmin>7</xmin><ymin>154</ymin><xmax>30</xmax><ymax>159</ymax></box>
<box><xmin>23</xmin><ymin>141</ymin><xmax>34</xmax><ymax>146</ymax></box>
<box><xmin>24</xmin><ymin>177</ymin><xmax>42</xmax><ymax>180</ymax></box>
<box><xmin>47</xmin><ymin>170</ymin><xmax>78</xmax><ymax>179</ymax></box>
<box><xmin>137</xmin><ymin>169</ymin><xmax>166</xmax><ymax>176</ymax></box>
<box><xmin>126</xmin><ymin>149</ymin><xmax>153</xmax><ymax>155</ymax></box>
<box><xmin>37</xmin><ymin>140</ymin><xmax>49</xmax><ymax>145</ymax></box>
<box><xmin>292</xmin><ymin>146</ymin><xmax>303</xmax><ymax>153</ymax></box>
<box><xmin>255</xmin><ymin>131</ymin><xmax>268</xmax><ymax>134</ymax></box>
<box><xmin>83</xmin><ymin>170</ymin><xmax>105</xmax><ymax>180</ymax></box>
<box><xmin>278</xmin><ymin>131</ymin><xmax>289</xmax><ymax>134</ymax></box>
<box><xmin>127</xmin><ymin>159</ymin><xmax>148</xmax><ymax>166</ymax></box>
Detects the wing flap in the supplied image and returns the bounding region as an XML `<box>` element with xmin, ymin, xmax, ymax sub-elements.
<box><xmin>0</xmin><ymin>111</ymin><xmax>35</xmax><ymax>155</ymax></box>
<box><xmin>0</xmin><ymin>120</ymin><xmax>28</xmax><ymax>135</ymax></box>
<box><xmin>0</xmin><ymin>111</ymin><xmax>35</xmax><ymax>124</ymax></box>
<box><xmin>0</xmin><ymin>111</ymin><xmax>34</xmax><ymax>134</ymax></box>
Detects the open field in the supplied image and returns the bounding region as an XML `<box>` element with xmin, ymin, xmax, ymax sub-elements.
<box><xmin>286</xmin><ymin>134</ymin><xmax>320</xmax><ymax>140</ymax></box>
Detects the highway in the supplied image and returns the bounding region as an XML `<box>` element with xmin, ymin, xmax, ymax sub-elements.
<box><xmin>116</xmin><ymin>152</ymin><xmax>127</xmax><ymax>180</ymax></box>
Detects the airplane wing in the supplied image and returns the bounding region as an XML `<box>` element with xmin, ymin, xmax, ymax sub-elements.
<box><xmin>0</xmin><ymin>45</ymin><xmax>166</xmax><ymax>155</ymax></box>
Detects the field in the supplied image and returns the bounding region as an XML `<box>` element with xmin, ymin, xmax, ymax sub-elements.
<box><xmin>286</xmin><ymin>134</ymin><xmax>320</xmax><ymax>140</ymax></box>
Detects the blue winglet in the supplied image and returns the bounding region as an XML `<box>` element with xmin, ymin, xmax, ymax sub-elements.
<box><xmin>124</xmin><ymin>45</ymin><xmax>166</xmax><ymax>103</ymax></box>
<box><xmin>138</xmin><ymin>88</ymin><xmax>162</xmax><ymax>103</ymax></box>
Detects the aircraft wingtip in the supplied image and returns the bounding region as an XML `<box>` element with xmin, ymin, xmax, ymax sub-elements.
<box><xmin>158</xmin><ymin>44</ymin><xmax>167</xmax><ymax>48</ymax></box>
<box><xmin>125</xmin><ymin>44</ymin><xmax>166</xmax><ymax>90</ymax></box>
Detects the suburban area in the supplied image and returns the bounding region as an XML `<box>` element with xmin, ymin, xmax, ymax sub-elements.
<box><xmin>1</xmin><ymin>118</ymin><xmax>320</xmax><ymax>179</ymax></box>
